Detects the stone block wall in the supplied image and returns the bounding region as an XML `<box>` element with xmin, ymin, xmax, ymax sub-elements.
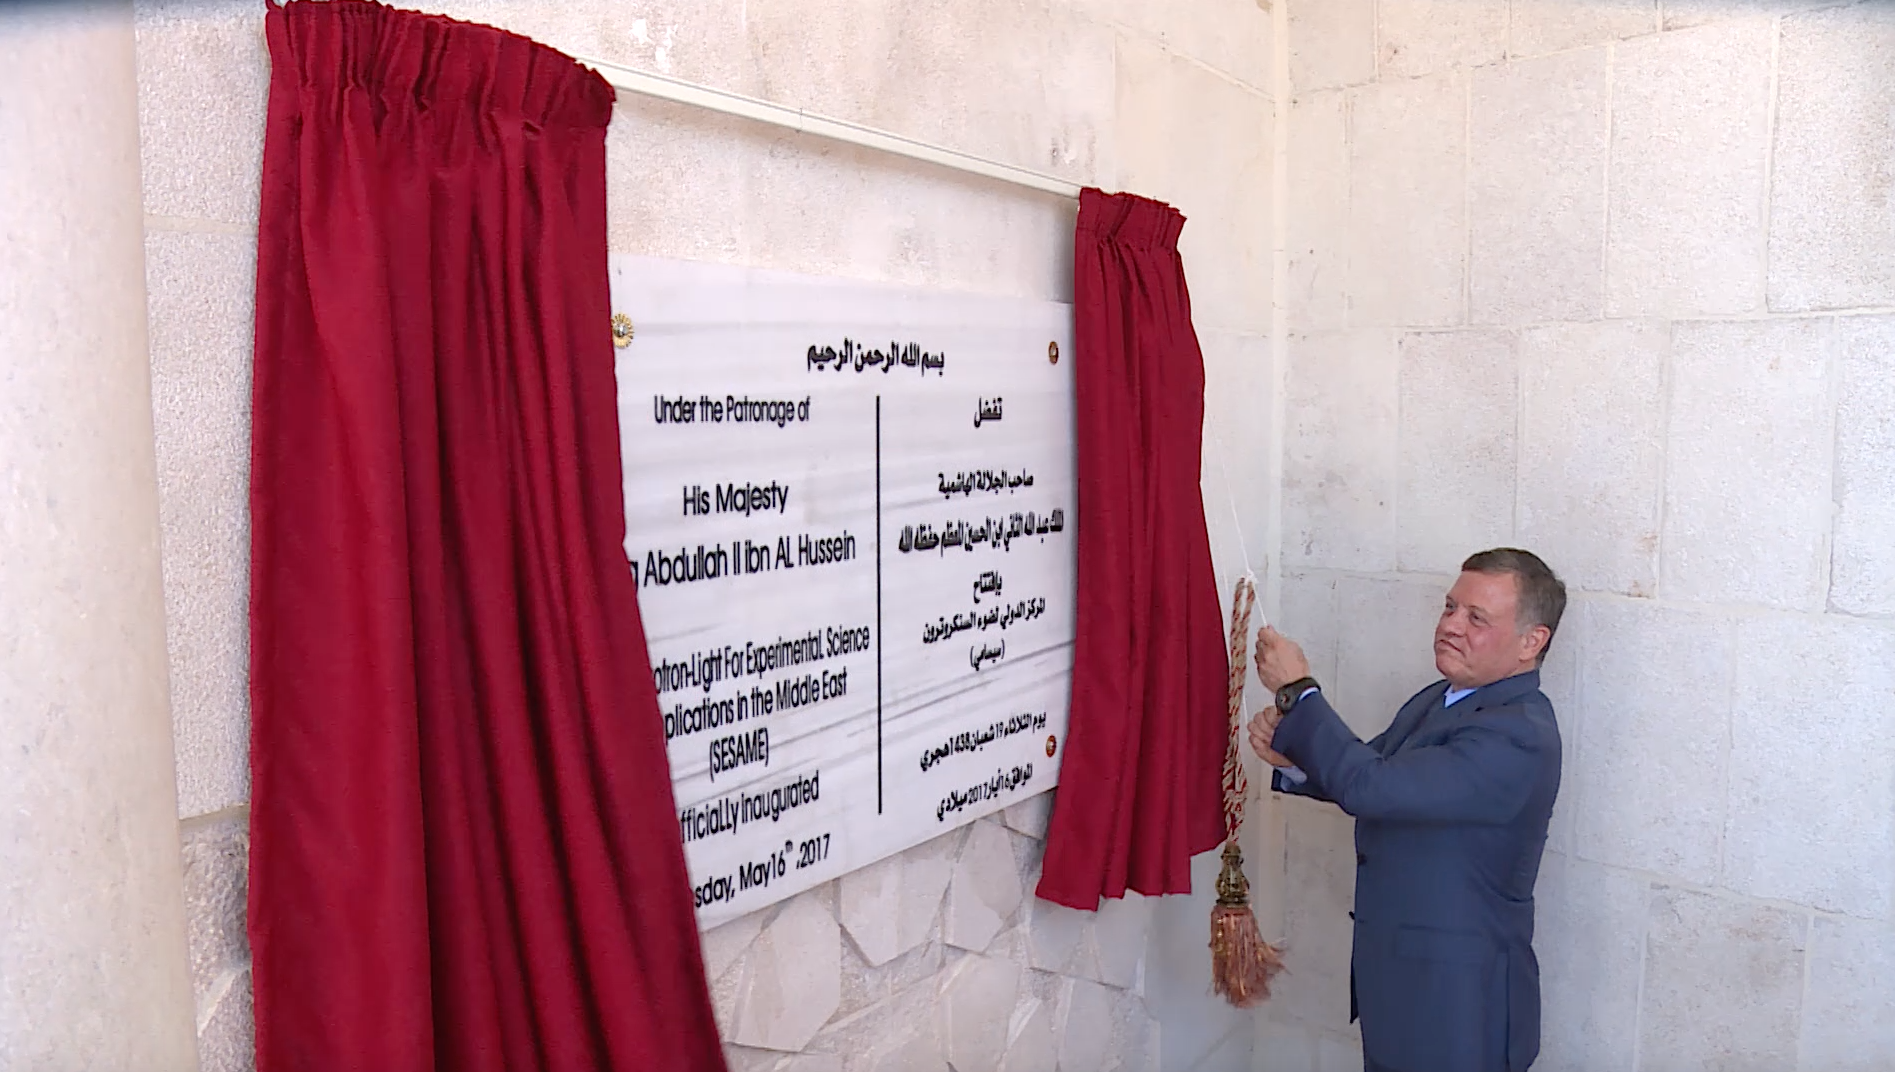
<box><xmin>1261</xmin><ymin>1</ymin><xmax>1895</xmax><ymax>1069</ymax></box>
<box><xmin>132</xmin><ymin>1</ymin><xmax>1280</xmax><ymax>1069</ymax></box>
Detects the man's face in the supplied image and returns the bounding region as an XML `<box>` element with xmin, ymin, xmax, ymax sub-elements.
<box><xmin>1433</xmin><ymin>570</ymin><xmax>1543</xmax><ymax>689</ymax></box>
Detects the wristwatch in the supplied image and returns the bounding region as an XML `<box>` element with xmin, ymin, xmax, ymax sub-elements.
<box><xmin>1275</xmin><ymin>677</ymin><xmax>1320</xmax><ymax>715</ymax></box>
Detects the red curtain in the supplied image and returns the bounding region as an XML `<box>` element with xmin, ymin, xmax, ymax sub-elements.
<box><xmin>246</xmin><ymin>4</ymin><xmax>726</xmax><ymax>1070</ymax></box>
<box><xmin>1036</xmin><ymin>189</ymin><xmax>1228</xmax><ymax>910</ymax></box>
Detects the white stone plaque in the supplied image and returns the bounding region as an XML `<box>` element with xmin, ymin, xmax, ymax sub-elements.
<box><xmin>611</xmin><ymin>255</ymin><xmax>1076</xmax><ymax>927</ymax></box>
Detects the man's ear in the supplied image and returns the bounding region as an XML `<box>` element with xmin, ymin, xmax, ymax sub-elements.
<box><xmin>1522</xmin><ymin>624</ymin><xmax>1551</xmax><ymax>663</ymax></box>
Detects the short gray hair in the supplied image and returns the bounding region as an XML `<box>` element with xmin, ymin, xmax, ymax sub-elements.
<box><xmin>1461</xmin><ymin>548</ymin><xmax>1567</xmax><ymax>662</ymax></box>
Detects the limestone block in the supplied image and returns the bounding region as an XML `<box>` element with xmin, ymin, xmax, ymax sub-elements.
<box><xmin>1054</xmin><ymin>978</ymin><xmax>1116</xmax><ymax>1072</ymax></box>
<box><xmin>1201</xmin><ymin>331</ymin><xmax>1276</xmax><ymax>558</ymax></box>
<box><xmin>746</xmin><ymin>0</ymin><xmax>1112</xmax><ymax>187</ymax></box>
<box><xmin>1282</xmin><ymin>331</ymin><xmax>1398</xmax><ymax>570</ymax></box>
<box><xmin>1243</xmin><ymin>795</ymin><xmax>1289</xmax><ymax>942</ymax></box>
<box><xmin>998</xmin><ymin>996</ymin><xmax>1057</xmax><ymax>1072</ymax></box>
<box><xmin>133</xmin><ymin>0</ymin><xmax>268</xmax><ymax>224</ymax></box>
<box><xmin>1517</xmin><ymin>321</ymin><xmax>1667</xmax><ymax>597</ymax></box>
<box><xmin>774</xmin><ymin>1057</ymin><xmax>844</xmax><ymax>1072</ymax></box>
<box><xmin>1022</xmin><ymin>892</ymin><xmax>1090</xmax><ymax>975</ymax></box>
<box><xmin>1376</xmin><ymin>0</ymin><xmax>1505</xmax><ymax>79</ymax></box>
<box><xmin>702</xmin><ymin>910</ymin><xmax>767</xmax><ymax>982</ymax></box>
<box><xmin>864</xmin><ymin>1036</ymin><xmax>949</xmax><ymax>1072</ymax></box>
<box><xmin>1091</xmin><ymin>0</ymin><xmax>1274</xmax><ymax>89</ymax></box>
<box><xmin>1192</xmin><ymin>1027</ymin><xmax>1251</xmax><ymax>1072</ymax></box>
<box><xmin>1092</xmin><ymin>894</ymin><xmax>1152</xmax><ymax>989</ymax></box>
<box><xmin>1287</xmin><ymin>91</ymin><xmax>1348</xmax><ymax>333</ymax></box>
<box><xmin>1574</xmin><ymin>600</ymin><xmax>1730</xmax><ymax>883</ymax></box>
<box><xmin>196</xmin><ymin>967</ymin><xmax>255</xmax><ymax>1072</ymax></box>
<box><xmin>805</xmin><ymin>975</ymin><xmax>942</xmax><ymax>1072</ymax></box>
<box><xmin>709</xmin><ymin>942</ymin><xmax>746</xmax><ymax>1035</ymax></box>
<box><xmin>946</xmin><ymin>820</ymin><xmax>1025</xmax><ymax>953</ymax></box>
<box><xmin>1536</xmin><ymin>607</ymin><xmax>1584</xmax><ymax>858</ymax></box>
<box><xmin>1115</xmin><ymin>36</ymin><xmax>1273</xmax><ymax>335</ymax></box>
<box><xmin>730</xmin><ymin>894</ymin><xmax>843</xmax><ymax>1051</ymax></box>
<box><xmin>179</xmin><ymin>811</ymin><xmax>249</xmax><ymax>1009</ymax></box>
<box><xmin>1287</xmin><ymin>0</ymin><xmax>1374</xmax><ymax>91</ymax></box>
<box><xmin>1332</xmin><ymin>575</ymin><xmax>1445</xmax><ymax>741</ymax></box>
<box><xmin>1019</xmin><ymin>964</ymin><xmax>1064</xmax><ymax>1006</ymax></box>
<box><xmin>840</xmin><ymin>831</ymin><xmax>954</xmax><ymax>966</ymax></box>
<box><xmin>1530</xmin><ymin>853</ymin><xmax>1645</xmax><ymax>1072</ymax></box>
<box><xmin>1725</xmin><ymin>614</ymin><xmax>1895</xmax><ymax>918</ymax></box>
<box><xmin>1274</xmin><ymin>803</ymin><xmax>1356</xmax><ymax>1030</ymax></box>
<box><xmin>419</xmin><ymin>0</ymin><xmax>755</xmax><ymax>90</ymax></box>
<box><xmin>1106</xmin><ymin>990</ymin><xmax>1158</xmax><ymax>1072</ymax></box>
<box><xmin>1470</xmin><ymin>50</ymin><xmax>1608</xmax><ymax>324</ymax></box>
<box><xmin>1348</xmin><ymin>73</ymin><xmax>1466</xmax><ymax>328</ymax></box>
<box><xmin>1314</xmin><ymin>1034</ymin><xmax>1361</xmax><ymax>1072</ymax></box>
<box><xmin>1001</xmin><ymin>791</ymin><xmax>1054</xmax><ymax>841</ymax></box>
<box><xmin>734</xmin><ymin>137</ymin><xmax>1073</xmax><ymax>304</ymax></box>
<box><xmin>1770</xmin><ymin>3</ymin><xmax>1895</xmax><ymax>311</ymax></box>
<box><xmin>3</xmin><ymin>7</ymin><xmax>199</xmax><ymax>1065</ymax></box>
<box><xmin>1638</xmin><ymin>888</ymin><xmax>1806</xmax><ymax>1069</ymax></box>
<box><xmin>1662</xmin><ymin>318</ymin><xmax>1832</xmax><ymax>610</ymax></box>
<box><xmin>144</xmin><ymin>229</ymin><xmax>256</xmax><ymax>818</ymax></box>
<box><xmin>1509</xmin><ymin>0</ymin><xmax>1655</xmax><ymax>56</ymax></box>
<box><xmin>608</xmin><ymin>18</ymin><xmax>1084</xmax><ymax>296</ymax></box>
<box><xmin>1253</xmin><ymin>1017</ymin><xmax>1316</xmax><ymax>1072</ymax></box>
<box><xmin>1205</xmin><ymin>512</ymin><xmax>1249</xmax><ymax>632</ymax></box>
<box><xmin>1277</xmin><ymin>572</ymin><xmax>1340</xmax><ymax>688</ymax></box>
<box><xmin>1832</xmin><ymin>316</ymin><xmax>1895</xmax><ymax>616</ymax></box>
<box><xmin>1397</xmin><ymin>330</ymin><xmax>1516</xmax><ymax>573</ymax></box>
<box><xmin>1801</xmin><ymin>915</ymin><xmax>1895</xmax><ymax>1071</ymax></box>
<box><xmin>725</xmin><ymin>1044</ymin><xmax>785</xmax><ymax>1072</ymax></box>
<box><xmin>939</xmin><ymin>954</ymin><xmax>1021</xmax><ymax>1072</ymax></box>
<box><xmin>605</xmin><ymin>103</ymin><xmax>749</xmax><ymax>262</ymax></box>
<box><xmin>1663</xmin><ymin>0</ymin><xmax>1829</xmax><ymax>30</ymax></box>
<box><xmin>839</xmin><ymin>933</ymin><xmax>946</xmax><ymax>1021</ymax></box>
<box><xmin>1606</xmin><ymin>20</ymin><xmax>1772</xmax><ymax>318</ymax></box>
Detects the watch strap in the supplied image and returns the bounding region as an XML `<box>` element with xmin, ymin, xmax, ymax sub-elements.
<box><xmin>1275</xmin><ymin>676</ymin><xmax>1320</xmax><ymax>714</ymax></box>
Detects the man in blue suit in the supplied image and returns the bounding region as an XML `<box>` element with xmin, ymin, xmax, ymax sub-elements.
<box><xmin>1249</xmin><ymin>548</ymin><xmax>1566</xmax><ymax>1072</ymax></box>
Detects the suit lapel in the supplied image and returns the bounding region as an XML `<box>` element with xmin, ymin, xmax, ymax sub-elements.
<box><xmin>1467</xmin><ymin>669</ymin><xmax>1541</xmax><ymax>713</ymax></box>
<box><xmin>1378</xmin><ymin>681</ymin><xmax>1450</xmax><ymax>757</ymax></box>
<box><xmin>1402</xmin><ymin>670</ymin><xmax>1545</xmax><ymax>750</ymax></box>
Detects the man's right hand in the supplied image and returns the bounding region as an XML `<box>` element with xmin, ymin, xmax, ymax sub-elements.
<box><xmin>1247</xmin><ymin>706</ymin><xmax>1294</xmax><ymax>768</ymax></box>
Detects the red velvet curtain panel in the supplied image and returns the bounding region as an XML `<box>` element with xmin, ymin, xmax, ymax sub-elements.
<box><xmin>246</xmin><ymin>4</ymin><xmax>726</xmax><ymax>1070</ymax></box>
<box><xmin>1036</xmin><ymin>189</ymin><xmax>1228</xmax><ymax>910</ymax></box>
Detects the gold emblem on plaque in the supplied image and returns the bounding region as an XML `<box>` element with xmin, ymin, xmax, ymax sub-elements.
<box><xmin>611</xmin><ymin>313</ymin><xmax>635</xmax><ymax>348</ymax></box>
<box><xmin>1047</xmin><ymin>341</ymin><xmax>1060</xmax><ymax>364</ymax></box>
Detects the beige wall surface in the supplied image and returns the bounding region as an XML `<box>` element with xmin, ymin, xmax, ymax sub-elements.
<box><xmin>1261</xmin><ymin>2</ymin><xmax>1895</xmax><ymax>1070</ymax></box>
<box><xmin>1</xmin><ymin>3</ymin><xmax>200</xmax><ymax>1069</ymax></box>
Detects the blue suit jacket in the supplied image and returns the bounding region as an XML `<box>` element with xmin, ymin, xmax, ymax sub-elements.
<box><xmin>1271</xmin><ymin>671</ymin><xmax>1560</xmax><ymax>1072</ymax></box>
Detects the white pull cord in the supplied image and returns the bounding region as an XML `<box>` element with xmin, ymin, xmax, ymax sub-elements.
<box><xmin>1205</xmin><ymin>417</ymin><xmax>1260</xmax><ymax>597</ymax></box>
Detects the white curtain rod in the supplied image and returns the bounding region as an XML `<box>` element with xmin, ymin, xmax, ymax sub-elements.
<box><xmin>574</xmin><ymin>55</ymin><xmax>1085</xmax><ymax>201</ymax></box>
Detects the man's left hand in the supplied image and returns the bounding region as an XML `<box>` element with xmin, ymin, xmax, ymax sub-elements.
<box><xmin>1254</xmin><ymin>626</ymin><xmax>1311</xmax><ymax>691</ymax></box>
<box><xmin>1247</xmin><ymin>707</ymin><xmax>1294</xmax><ymax>768</ymax></box>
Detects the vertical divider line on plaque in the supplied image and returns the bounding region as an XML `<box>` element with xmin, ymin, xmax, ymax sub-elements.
<box><xmin>875</xmin><ymin>392</ymin><xmax>884</xmax><ymax>816</ymax></box>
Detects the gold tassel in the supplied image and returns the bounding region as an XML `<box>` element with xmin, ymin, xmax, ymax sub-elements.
<box><xmin>1210</xmin><ymin>575</ymin><xmax>1286</xmax><ymax>1007</ymax></box>
<box><xmin>1210</xmin><ymin>841</ymin><xmax>1285</xmax><ymax>1008</ymax></box>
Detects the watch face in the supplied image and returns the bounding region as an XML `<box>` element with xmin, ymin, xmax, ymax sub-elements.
<box><xmin>1277</xmin><ymin>680</ymin><xmax>1313</xmax><ymax>710</ymax></box>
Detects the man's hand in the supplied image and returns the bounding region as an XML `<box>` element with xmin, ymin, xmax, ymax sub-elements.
<box><xmin>1247</xmin><ymin>707</ymin><xmax>1294</xmax><ymax>768</ymax></box>
<box><xmin>1254</xmin><ymin>626</ymin><xmax>1311</xmax><ymax>691</ymax></box>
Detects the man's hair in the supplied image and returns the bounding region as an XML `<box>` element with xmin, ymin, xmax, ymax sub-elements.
<box><xmin>1461</xmin><ymin>548</ymin><xmax>1567</xmax><ymax>663</ymax></box>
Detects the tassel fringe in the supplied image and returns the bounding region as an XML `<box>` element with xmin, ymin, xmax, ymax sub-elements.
<box><xmin>1211</xmin><ymin>577</ymin><xmax>1287</xmax><ymax>1007</ymax></box>
<box><xmin>1210</xmin><ymin>842</ymin><xmax>1285</xmax><ymax>1007</ymax></box>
